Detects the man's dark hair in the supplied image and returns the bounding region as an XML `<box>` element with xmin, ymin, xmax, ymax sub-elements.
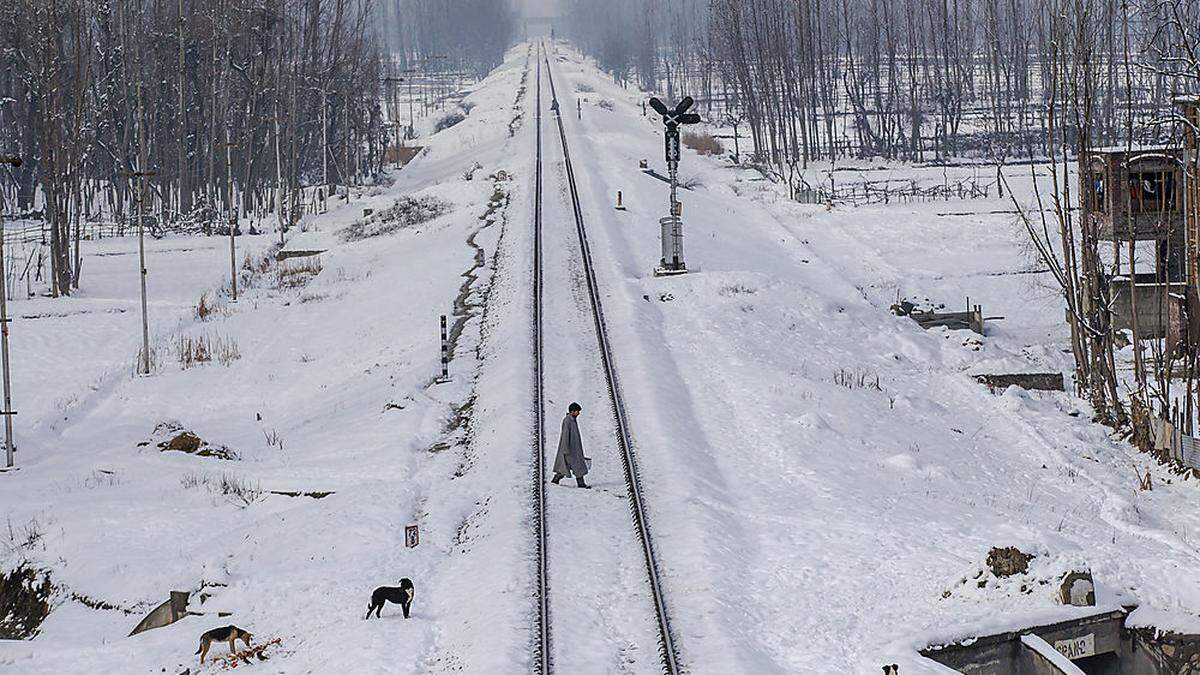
<box><xmin>568</xmin><ymin>402</ymin><xmax>582</xmax><ymax>413</ymax></box>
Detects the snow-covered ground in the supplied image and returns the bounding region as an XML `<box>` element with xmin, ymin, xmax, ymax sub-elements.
<box><xmin>3</xmin><ymin>39</ymin><xmax>1200</xmax><ymax>675</ymax></box>
<box><xmin>548</xmin><ymin>43</ymin><xmax>1200</xmax><ymax>673</ymax></box>
<box><xmin>0</xmin><ymin>44</ymin><xmax>540</xmax><ymax>674</ymax></box>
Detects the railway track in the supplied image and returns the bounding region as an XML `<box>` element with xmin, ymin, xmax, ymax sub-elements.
<box><xmin>531</xmin><ymin>42</ymin><xmax>681</xmax><ymax>675</ymax></box>
<box><xmin>532</xmin><ymin>41</ymin><xmax>550</xmax><ymax>674</ymax></box>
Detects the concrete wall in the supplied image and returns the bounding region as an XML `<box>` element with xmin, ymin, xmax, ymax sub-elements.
<box><xmin>921</xmin><ymin>610</ymin><xmax>1161</xmax><ymax>674</ymax></box>
<box><xmin>128</xmin><ymin>591</ymin><xmax>189</xmax><ymax>636</ymax></box>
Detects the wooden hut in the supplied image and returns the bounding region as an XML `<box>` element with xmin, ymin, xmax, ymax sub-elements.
<box><xmin>1081</xmin><ymin>146</ymin><xmax>1187</xmax><ymax>339</ymax></box>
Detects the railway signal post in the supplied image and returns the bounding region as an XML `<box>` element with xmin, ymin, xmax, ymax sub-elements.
<box><xmin>648</xmin><ymin>96</ymin><xmax>700</xmax><ymax>276</ymax></box>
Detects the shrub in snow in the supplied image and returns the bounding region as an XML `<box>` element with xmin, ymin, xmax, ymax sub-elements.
<box><xmin>179</xmin><ymin>472</ymin><xmax>263</xmax><ymax>508</ymax></box>
<box><xmin>719</xmin><ymin>283</ymin><xmax>756</xmax><ymax>296</ymax></box>
<box><xmin>597</xmin><ymin>99</ymin><xmax>614</xmax><ymax>111</ymax></box>
<box><xmin>131</xmin><ymin>343</ymin><xmax>160</xmax><ymax>375</ymax></box>
<box><xmin>682</xmin><ymin>131</ymin><xmax>724</xmax><ymax>156</ymax></box>
<box><xmin>275</xmin><ymin>256</ymin><xmax>323</xmax><ymax>289</ymax></box>
<box><xmin>217</xmin><ymin>473</ymin><xmax>263</xmax><ymax>508</ymax></box>
<box><xmin>832</xmin><ymin>367</ymin><xmax>882</xmax><ymax>391</ymax></box>
<box><xmin>196</xmin><ymin>292</ymin><xmax>227</xmax><ymax>321</ymax></box>
<box><xmin>196</xmin><ymin>293</ymin><xmax>213</xmax><ymax>321</ymax></box>
<box><xmin>236</xmin><ymin>250</ymin><xmax>277</xmax><ymax>293</ymax></box>
<box><xmin>175</xmin><ymin>201</ymin><xmax>222</xmax><ymax>236</ymax></box>
<box><xmin>0</xmin><ymin>565</ymin><xmax>54</xmax><ymax>639</ymax></box>
<box><xmin>434</xmin><ymin>112</ymin><xmax>466</xmax><ymax>133</ymax></box>
<box><xmin>341</xmin><ymin>195</ymin><xmax>451</xmax><ymax>241</ymax></box>
<box><xmin>176</xmin><ymin>333</ymin><xmax>241</xmax><ymax>368</ymax></box>
<box><xmin>242</xmin><ymin>251</ymin><xmax>273</xmax><ymax>276</ymax></box>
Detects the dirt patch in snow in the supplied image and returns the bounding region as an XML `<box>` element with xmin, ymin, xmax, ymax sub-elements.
<box><xmin>987</xmin><ymin>546</ymin><xmax>1034</xmax><ymax>577</ymax></box>
<box><xmin>145</xmin><ymin>421</ymin><xmax>239</xmax><ymax>460</ymax></box>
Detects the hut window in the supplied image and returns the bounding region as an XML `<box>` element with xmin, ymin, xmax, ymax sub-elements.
<box><xmin>1129</xmin><ymin>170</ymin><xmax>1176</xmax><ymax>213</ymax></box>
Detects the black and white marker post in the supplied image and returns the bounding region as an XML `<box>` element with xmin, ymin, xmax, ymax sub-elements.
<box><xmin>436</xmin><ymin>314</ymin><xmax>450</xmax><ymax>384</ymax></box>
<box><xmin>648</xmin><ymin>96</ymin><xmax>700</xmax><ymax>276</ymax></box>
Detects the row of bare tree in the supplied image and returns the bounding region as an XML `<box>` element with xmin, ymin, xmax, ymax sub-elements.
<box><xmin>568</xmin><ymin>0</ymin><xmax>1189</xmax><ymax>172</ymax></box>
<box><xmin>0</xmin><ymin>0</ymin><xmax>516</xmax><ymax>297</ymax></box>
<box><xmin>569</xmin><ymin>0</ymin><xmax>1200</xmax><ymax>458</ymax></box>
<box><xmin>381</xmin><ymin>0</ymin><xmax>516</xmax><ymax>79</ymax></box>
<box><xmin>0</xmin><ymin>0</ymin><xmax>385</xmax><ymax>297</ymax></box>
<box><xmin>1009</xmin><ymin>0</ymin><xmax>1200</xmax><ymax>459</ymax></box>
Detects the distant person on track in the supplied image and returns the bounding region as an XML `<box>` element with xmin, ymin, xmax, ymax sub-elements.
<box><xmin>551</xmin><ymin>402</ymin><xmax>590</xmax><ymax>488</ymax></box>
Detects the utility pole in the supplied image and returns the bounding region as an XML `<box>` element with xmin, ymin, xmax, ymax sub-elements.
<box><xmin>382</xmin><ymin>76</ymin><xmax>404</xmax><ymax>160</ymax></box>
<box><xmin>133</xmin><ymin>66</ymin><xmax>154</xmax><ymax>377</ymax></box>
<box><xmin>321</xmin><ymin>86</ymin><xmax>329</xmax><ymax>190</ymax></box>
<box><xmin>648</xmin><ymin>96</ymin><xmax>701</xmax><ymax>275</ymax></box>
<box><xmin>274</xmin><ymin>106</ymin><xmax>285</xmax><ymax>246</ymax></box>
<box><xmin>131</xmin><ymin>165</ymin><xmax>155</xmax><ymax>377</ymax></box>
<box><xmin>424</xmin><ymin>55</ymin><xmax>449</xmax><ymax>112</ymax></box>
<box><xmin>0</xmin><ymin>155</ymin><xmax>21</xmax><ymax>469</ymax></box>
<box><xmin>225</xmin><ymin>129</ymin><xmax>238</xmax><ymax>301</ymax></box>
<box><xmin>405</xmin><ymin>70</ymin><xmax>416</xmax><ymax>139</ymax></box>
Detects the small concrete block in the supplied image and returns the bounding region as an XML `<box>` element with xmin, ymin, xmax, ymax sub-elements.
<box><xmin>1059</xmin><ymin>571</ymin><xmax>1096</xmax><ymax>607</ymax></box>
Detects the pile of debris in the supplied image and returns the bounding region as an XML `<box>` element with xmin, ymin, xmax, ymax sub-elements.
<box><xmin>941</xmin><ymin>546</ymin><xmax>1095</xmax><ymax>608</ymax></box>
<box><xmin>891</xmin><ymin>297</ymin><xmax>987</xmax><ymax>335</ymax></box>
<box><xmin>215</xmin><ymin>636</ymin><xmax>285</xmax><ymax>667</ymax></box>
<box><xmin>140</xmin><ymin>421</ymin><xmax>238</xmax><ymax>461</ymax></box>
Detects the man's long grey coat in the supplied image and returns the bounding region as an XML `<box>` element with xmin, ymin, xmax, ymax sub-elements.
<box><xmin>553</xmin><ymin>413</ymin><xmax>588</xmax><ymax>477</ymax></box>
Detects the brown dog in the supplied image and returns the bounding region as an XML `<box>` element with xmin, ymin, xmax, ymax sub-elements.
<box><xmin>196</xmin><ymin>625</ymin><xmax>253</xmax><ymax>663</ymax></box>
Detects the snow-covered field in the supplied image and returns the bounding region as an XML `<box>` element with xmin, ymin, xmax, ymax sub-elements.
<box><xmin>0</xmin><ymin>44</ymin><xmax>539</xmax><ymax>675</ymax></box>
<box><xmin>3</xmin><ymin>40</ymin><xmax>1200</xmax><ymax>675</ymax></box>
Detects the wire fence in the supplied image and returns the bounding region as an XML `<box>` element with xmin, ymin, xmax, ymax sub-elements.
<box><xmin>796</xmin><ymin>176</ymin><xmax>996</xmax><ymax>206</ymax></box>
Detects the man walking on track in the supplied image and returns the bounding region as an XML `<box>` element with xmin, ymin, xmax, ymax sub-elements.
<box><xmin>552</xmin><ymin>402</ymin><xmax>590</xmax><ymax>488</ymax></box>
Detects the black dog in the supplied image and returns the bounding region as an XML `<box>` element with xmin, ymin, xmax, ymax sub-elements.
<box><xmin>366</xmin><ymin>578</ymin><xmax>415</xmax><ymax>619</ymax></box>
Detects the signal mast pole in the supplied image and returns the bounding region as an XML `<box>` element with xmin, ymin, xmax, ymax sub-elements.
<box><xmin>648</xmin><ymin>96</ymin><xmax>700</xmax><ymax>276</ymax></box>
